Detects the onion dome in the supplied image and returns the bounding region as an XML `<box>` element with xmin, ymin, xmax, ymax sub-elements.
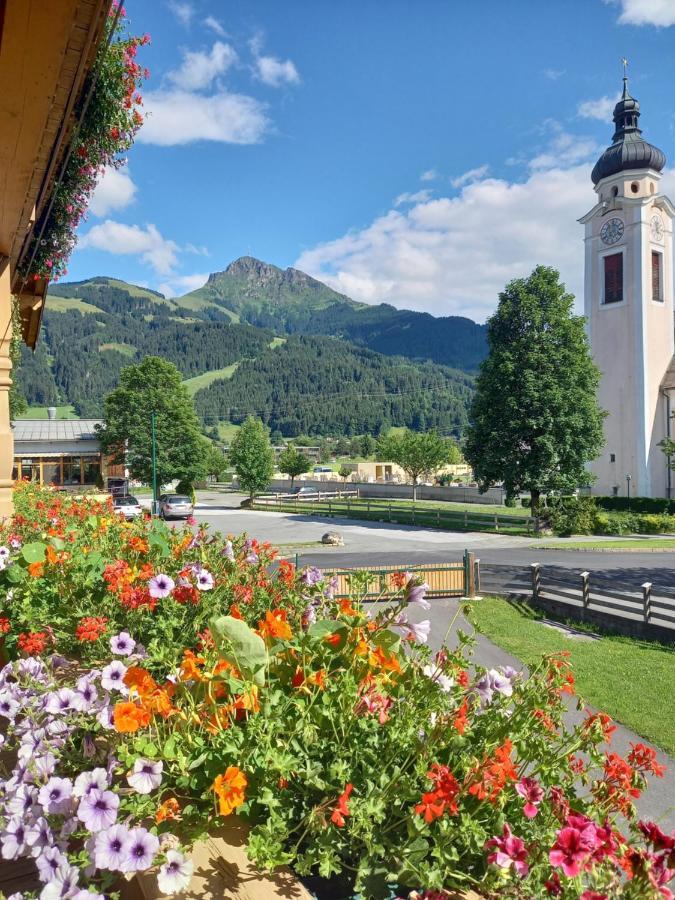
<box><xmin>591</xmin><ymin>75</ymin><xmax>666</xmax><ymax>185</ymax></box>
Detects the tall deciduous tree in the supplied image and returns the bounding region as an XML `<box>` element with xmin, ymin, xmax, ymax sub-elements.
<box><xmin>464</xmin><ymin>266</ymin><xmax>605</xmax><ymax>512</ymax></box>
<box><xmin>98</xmin><ymin>357</ymin><xmax>208</xmax><ymax>489</ymax></box>
<box><xmin>377</xmin><ymin>429</ymin><xmax>454</xmax><ymax>500</ymax></box>
<box><xmin>228</xmin><ymin>416</ymin><xmax>275</xmax><ymax>500</ymax></box>
<box><xmin>278</xmin><ymin>446</ymin><xmax>310</xmax><ymax>490</ymax></box>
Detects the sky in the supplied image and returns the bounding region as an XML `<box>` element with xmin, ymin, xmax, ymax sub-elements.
<box><xmin>70</xmin><ymin>0</ymin><xmax>675</xmax><ymax>322</ymax></box>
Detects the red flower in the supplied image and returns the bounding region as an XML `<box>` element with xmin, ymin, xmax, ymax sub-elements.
<box><xmin>173</xmin><ymin>585</ymin><xmax>199</xmax><ymax>605</ymax></box>
<box><xmin>330</xmin><ymin>783</ymin><xmax>353</xmax><ymax>827</ymax></box>
<box><xmin>0</xmin><ymin>617</ymin><xmax>10</xmax><ymax>635</ymax></box>
<box><xmin>75</xmin><ymin>616</ymin><xmax>108</xmax><ymax>642</ymax></box>
<box><xmin>628</xmin><ymin>743</ymin><xmax>666</xmax><ymax>778</ymax></box>
<box><xmin>17</xmin><ymin>631</ymin><xmax>48</xmax><ymax>655</ymax></box>
<box><xmin>467</xmin><ymin>740</ymin><xmax>518</xmax><ymax>804</ymax></box>
<box><xmin>549</xmin><ymin>821</ymin><xmax>597</xmax><ymax>878</ymax></box>
<box><xmin>415</xmin><ymin>764</ymin><xmax>460</xmax><ymax>822</ymax></box>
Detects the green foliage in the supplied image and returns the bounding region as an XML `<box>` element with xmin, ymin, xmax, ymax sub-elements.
<box><xmin>210</xmin><ymin>615</ymin><xmax>268</xmax><ymax>686</ymax></box>
<box><xmin>202</xmin><ymin>441</ymin><xmax>227</xmax><ymax>480</ymax></box>
<box><xmin>464</xmin><ymin>266</ymin><xmax>605</xmax><ymax>512</ymax></box>
<box><xmin>377</xmin><ymin>429</ymin><xmax>455</xmax><ymax>499</ymax></box>
<box><xmin>543</xmin><ymin>497</ymin><xmax>598</xmax><ymax>536</ymax></box>
<box><xmin>338</xmin><ymin>464</ymin><xmax>352</xmax><ymax>482</ymax></box>
<box><xmin>595</xmin><ymin>495</ymin><xmax>673</xmax><ymax>513</ymax></box>
<box><xmin>98</xmin><ymin>356</ymin><xmax>207</xmax><ymax>487</ymax></box>
<box><xmin>277</xmin><ymin>446</ymin><xmax>311</xmax><ymax>488</ymax></box>
<box><xmin>228</xmin><ymin>416</ymin><xmax>275</xmax><ymax>499</ymax></box>
<box><xmin>9</xmin><ymin>299</ymin><xmax>28</xmax><ymax>418</ymax></box>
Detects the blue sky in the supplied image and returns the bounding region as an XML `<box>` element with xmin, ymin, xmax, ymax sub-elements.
<box><xmin>72</xmin><ymin>0</ymin><xmax>675</xmax><ymax>321</ymax></box>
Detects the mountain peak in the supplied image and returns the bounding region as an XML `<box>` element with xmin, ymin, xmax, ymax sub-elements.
<box><xmin>220</xmin><ymin>256</ymin><xmax>282</xmax><ymax>280</ymax></box>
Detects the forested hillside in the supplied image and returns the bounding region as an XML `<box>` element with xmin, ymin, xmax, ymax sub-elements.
<box><xmin>13</xmin><ymin>263</ymin><xmax>482</xmax><ymax>435</ymax></box>
<box><xmin>193</xmin><ymin>336</ymin><xmax>474</xmax><ymax>437</ymax></box>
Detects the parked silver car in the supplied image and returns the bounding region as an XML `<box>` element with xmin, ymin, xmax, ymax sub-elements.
<box><xmin>158</xmin><ymin>494</ymin><xmax>194</xmax><ymax>520</ymax></box>
<box><xmin>113</xmin><ymin>495</ymin><xmax>143</xmax><ymax>519</ymax></box>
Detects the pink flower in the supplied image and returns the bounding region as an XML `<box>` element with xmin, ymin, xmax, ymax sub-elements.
<box><xmin>485</xmin><ymin>824</ymin><xmax>529</xmax><ymax>878</ymax></box>
<box><xmin>515</xmin><ymin>777</ymin><xmax>544</xmax><ymax>818</ymax></box>
<box><xmin>549</xmin><ymin>821</ymin><xmax>597</xmax><ymax>878</ymax></box>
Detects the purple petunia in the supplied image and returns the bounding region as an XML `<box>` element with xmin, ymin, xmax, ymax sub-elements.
<box><xmin>0</xmin><ymin>691</ymin><xmax>19</xmax><ymax>721</ymax></box>
<box><xmin>127</xmin><ymin>758</ymin><xmax>163</xmax><ymax>794</ymax></box>
<box><xmin>4</xmin><ymin>784</ymin><xmax>38</xmax><ymax>816</ymax></box>
<box><xmin>38</xmin><ymin>776</ymin><xmax>73</xmax><ymax>815</ymax></box>
<box><xmin>1</xmin><ymin>817</ymin><xmax>26</xmax><ymax>860</ymax></box>
<box><xmin>93</xmin><ymin>824</ymin><xmax>131</xmax><ymax>872</ymax></box>
<box><xmin>405</xmin><ymin>576</ymin><xmax>431</xmax><ymax>610</ymax></box>
<box><xmin>157</xmin><ymin>849</ymin><xmax>194</xmax><ymax>894</ymax></box>
<box><xmin>148</xmin><ymin>574</ymin><xmax>175</xmax><ymax>599</ymax></box>
<box><xmin>123</xmin><ymin>827</ymin><xmax>159</xmax><ymax>872</ymax></box>
<box><xmin>36</xmin><ymin>846</ymin><xmax>68</xmax><ymax>883</ymax></box>
<box><xmin>25</xmin><ymin>817</ymin><xmax>53</xmax><ymax>856</ymax></box>
<box><xmin>245</xmin><ymin>551</ymin><xmax>259</xmax><ymax>565</ymax></box>
<box><xmin>474</xmin><ymin>667</ymin><xmax>517</xmax><ymax>707</ymax></box>
<box><xmin>195</xmin><ymin>569</ymin><xmax>214</xmax><ymax>591</ymax></box>
<box><xmin>77</xmin><ymin>788</ymin><xmax>119</xmax><ymax>832</ymax></box>
<box><xmin>301</xmin><ymin>566</ymin><xmax>323</xmax><ymax>586</ymax></box>
<box><xmin>109</xmin><ymin>631</ymin><xmax>136</xmax><ymax>656</ymax></box>
<box><xmin>222</xmin><ymin>540</ymin><xmax>234</xmax><ymax>560</ymax></box>
<box><xmin>74</xmin><ymin>768</ymin><xmax>109</xmax><ymax>798</ymax></box>
<box><xmin>100</xmin><ymin>661</ymin><xmax>128</xmax><ymax>694</ymax></box>
<box><xmin>44</xmin><ymin>688</ymin><xmax>79</xmax><ymax>716</ymax></box>
<box><xmin>38</xmin><ymin>861</ymin><xmax>80</xmax><ymax>899</ymax></box>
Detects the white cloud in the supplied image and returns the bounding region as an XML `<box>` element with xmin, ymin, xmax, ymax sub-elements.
<box><xmin>204</xmin><ymin>15</ymin><xmax>226</xmax><ymax>37</ymax></box>
<box><xmin>420</xmin><ymin>169</ymin><xmax>438</xmax><ymax>181</ymax></box>
<box><xmin>528</xmin><ymin>121</ymin><xmax>600</xmax><ymax>171</ymax></box>
<box><xmin>79</xmin><ymin>221</ymin><xmax>180</xmax><ymax>275</ymax></box>
<box><xmin>394</xmin><ymin>189</ymin><xmax>433</xmax><ymax>207</ymax></box>
<box><xmin>158</xmin><ymin>273</ymin><xmax>209</xmax><ymax>297</ymax></box>
<box><xmin>544</xmin><ymin>68</ymin><xmax>566</xmax><ymax>80</ymax></box>
<box><xmin>168</xmin><ymin>0</ymin><xmax>193</xmax><ymax>26</ymax></box>
<box><xmin>254</xmin><ymin>54</ymin><xmax>300</xmax><ymax>87</ymax></box>
<box><xmin>89</xmin><ymin>166</ymin><xmax>137</xmax><ymax>217</ymax></box>
<box><xmin>138</xmin><ymin>89</ymin><xmax>269</xmax><ymax>145</ymax></box>
<box><xmin>607</xmin><ymin>0</ymin><xmax>675</xmax><ymax>25</ymax></box>
<box><xmin>168</xmin><ymin>41</ymin><xmax>237</xmax><ymax>91</ymax></box>
<box><xmin>451</xmin><ymin>164</ymin><xmax>490</xmax><ymax>188</ymax></box>
<box><xmin>578</xmin><ymin>94</ymin><xmax>619</xmax><ymax>121</ymax></box>
<box><xmin>296</xmin><ymin>163</ymin><xmax>602</xmax><ymax>323</ymax></box>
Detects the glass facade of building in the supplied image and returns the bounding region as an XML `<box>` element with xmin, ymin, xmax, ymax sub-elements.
<box><xmin>12</xmin><ymin>454</ymin><xmax>102</xmax><ymax>486</ymax></box>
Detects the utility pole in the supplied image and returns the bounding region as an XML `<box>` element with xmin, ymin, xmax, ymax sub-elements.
<box><xmin>151</xmin><ymin>410</ymin><xmax>158</xmax><ymax>515</ymax></box>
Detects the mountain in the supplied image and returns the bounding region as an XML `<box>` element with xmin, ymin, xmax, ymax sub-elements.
<box><xmin>13</xmin><ymin>261</ymin><xmax>485</xmax><ymax>437</ymax></box>
<box><xmin>175</xmin><ymin>257</ymin><xmax>487</xmax><ymax>371</ymax></box>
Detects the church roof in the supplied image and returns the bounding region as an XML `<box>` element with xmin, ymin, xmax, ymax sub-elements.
<box><xmin>591</xmin><ymin>76</ymin><xmax>666</xmax><ymax>186</ymax></box>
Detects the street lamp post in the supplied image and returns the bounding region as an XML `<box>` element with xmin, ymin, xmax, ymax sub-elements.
<box><xmin>626</xmin><ymin>474</ymin><xmax>632</xmax><ymax>511</ymax></box>
<box><xmin>151</xmin><ymin>410</ymin><xmax>158</xmax><ymax>516</ymax></box>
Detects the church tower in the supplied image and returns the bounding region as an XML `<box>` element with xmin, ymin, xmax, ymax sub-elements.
<box><xmin>580</xmin><ymin>73</ymin><xmax>675</xmax><ymax>498</ymax></box>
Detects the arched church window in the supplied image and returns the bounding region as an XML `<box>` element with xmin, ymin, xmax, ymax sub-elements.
<box><xmin>603</xmin><ymin>253</ymin><xmax>623</xmax><ymax>304</ymax></box>
<box><xmin>631</xmin><ymin>182</ymin><xmax>640</xmax><ymax>194</ymax></box>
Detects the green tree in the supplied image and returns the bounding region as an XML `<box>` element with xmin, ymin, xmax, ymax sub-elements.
<box><xmin>349</xmin><ymin>436</ymin><xmax>363</xmax><ymax>458</ymax></box>
<box><xmin>335</xmin><ymin>437</ymin><xmax>351</xmax><ymax>457</ymax></box>
<box><xmin>361</xmin><ymin>434</ymin><xmax>376</xmax><ymax>458</ymax></box>
<box><xmin>228</xmin><ymin>416</ymin><xmax>275</xmax><ymax>500</ymax></box>
<box><xmin>278</xmin><ymin>446</ymin><xmax>310</xmax><ymax>490</ymax></box>
<box><xmin>202</xmin><ymin>441</ymin><xmax>227</xmax><ymax>481</ymax></box>
<box><xmin>464</xmin><ymin>266</ymin><xmax>605</xmax><ymax>513</ymax></box>
<box><xmin>338</xmin><ymin>464</ymin><xmax>352</xmax><ymax>484</ymax></box>
<box><xmin>318</xmin><ymin>438</ymin><xmax>332</xmax><ymax>464</ymax></box>
<box><xmin>377</xmin><ymin>429</ymin><xmax>453</xmax><ymax>500</ymax></box>
<box><xmin>97</xmin><ymin>356</ymin><xmax>207</xmax><ymax>489</ymax></box>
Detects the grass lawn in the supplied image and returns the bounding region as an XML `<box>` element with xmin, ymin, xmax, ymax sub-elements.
<box><xmin>16</xmin><ymin>405</ymin><xmax>79</xmax><ymax>420</ymax></box>
<box><xmin>183</xmin><ymin>364</ymin><xmax>240</xmax><ymax>397</ymax></box>
<box><xmin>471</xmin><ymin>597</ymin><xmax>675</xmax><ymax>754</ymax></box>
<box><xmin>217</xmin><ymin>422</ymin><xmax>241</xmax><ymax>442</ymax></box>
<box><xmin>537</xmin><ymin>538</ymin><xmax>675</xmax><ymax>551</ymax></box>
<box><xmin>364</xmin><ymin>497</ymin><xmax>530</xmax><ymax>517</ymax></box>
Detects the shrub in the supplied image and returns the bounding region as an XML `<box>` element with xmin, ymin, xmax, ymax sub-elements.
<box><xmin>544</xmin><ymin>496</ymin><xmax>597</xmax><ymax>536</ymax></box>
<box><xmin>595</xmin><ymin>496</ymin><xmax>673</xmax><ymax>514</ymax></box>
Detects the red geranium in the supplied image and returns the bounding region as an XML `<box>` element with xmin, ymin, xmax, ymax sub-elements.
<box><xmin>75</xmin><ymin>616</ymin><xmax>108</xmax><ymax>642</ymax></box>
<box><xmin>17</xmin><ymin>631</ymin><xmax>48</xmax><ymax>655</ymax></box>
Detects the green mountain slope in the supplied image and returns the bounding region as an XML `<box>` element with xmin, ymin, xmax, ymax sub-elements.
<box><xmin>175</xmin><ymin>256</ymin><xmax>487</xmax><ymax>371</ymax></box>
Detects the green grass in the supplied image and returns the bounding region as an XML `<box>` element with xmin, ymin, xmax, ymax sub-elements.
<box><xmin>217</xmin><ymin>422</ymin><xmax>241</xmax><ymax>442</ymax></box>
<box><xmin>537</xmin><ymin>538</ymin><xmax>675</xmax><ymax>551</ymax></box>
<box><xmin>183</xmin><ymin>364</ymin><xmax>240</xmax><ymax>397</ymax></box>
<box><xmin>269</xmin><ymin>336</ymin><xmax>286</xmax><ymax>349</ymax></box>
<box><xmin>99</xmin><ymin>342</ymin><xmax>136</xmax><ymax>357</ymax></box>
<box><xmin>364</xmin><ymin>498</ymin><xmax>530</xmax><ymax>517</ymax></box>
<box><xmin>471</xmin><ymin>597</ymin><xmax>675</xmax><ymax>754</ymax></box>
<box><xmin>15</xmin><ymin>405</ymin><xmax>79</xmax><ymax>420</ymax></box>
<box><xmin>47</xmin><ymin>297</ymin><xmax>101</xmax><ymax>314</ymax></box>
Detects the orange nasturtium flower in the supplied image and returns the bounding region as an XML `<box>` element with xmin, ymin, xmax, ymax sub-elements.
<box><xmin>113</xmin><ymin>701</ymin><xmax>151</xmax><ymax>733</ymax></box>
<box><xmin>257</xmin><ymin>609</ymin><xmax>292</xmax><ymax>641</ymax></box>
<box><xmin>27</xmin><ymin>561</ymin><xmax>44</xmax><ymax>578</ymax></box>
<box><xmin>179</xmin><ymin>650</ymin><xmax>205</xmax><ymax>682</ymax></box>
<box><xmin>156</xmin><ymin>797</ymin><xmax>181</xmax><ymax>823</ymax></box>
<box><xmin>212</xmin><ymin>766</ymin><xmax>247</xmax><ymax>816</ymax></box>
<box><xmin>124</xmin><ymin>666</ymin><xmax>159</xmax><ymax>699</ymax></box>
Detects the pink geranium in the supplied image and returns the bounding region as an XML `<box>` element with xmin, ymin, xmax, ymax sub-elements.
<box><xmin>549</xmin><ymin>820</ymin><xmax>598</xmax><ymax>877</ymax></box>
<box><xmin>485</xmin><ymin>823</ymin><xmax>529</xmax><ymax>877</ymax></box>
<box><xmin>515</xmin><ymin>777</ymin><xmax>544</xmax><ymax>818</ymax></box>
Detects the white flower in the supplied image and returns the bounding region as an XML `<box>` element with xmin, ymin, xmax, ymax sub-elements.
<box><xmin>157</xmin><ymin>850</ymin><xmax>194</xmax><ymax>894</ymax></box>
<box><xmin>422</xmin><ymin>664</ymin><xmax>454</xmax><ymax>693</ymax></box>
<box><xmin>127</xmin><ymin>758</ymin><xmax>163</xmax><ymax>795</ymax></box>
<box><xmin>100</xmin><ymin>661</ymin><xmax>128</xmax><ymax>694</ymax></box>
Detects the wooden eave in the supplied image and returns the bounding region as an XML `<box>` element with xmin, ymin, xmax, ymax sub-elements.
<box><xmin>0</xmin><ymin>0</ymin><xmax>110</xmax><ymax>347</ymax></box>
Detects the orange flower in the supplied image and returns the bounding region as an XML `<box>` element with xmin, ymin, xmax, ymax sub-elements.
<box><xmin>27</xmin><ymin>561</ymin><xmax>44</xmax><ymax>578</ymax></box>
<box><xmin>156</xmin><ymin>798</ymin><xmax>180</xmax><ymax>823</ymax></box>
<box><xmin>368</xmin><ymin>646</ymin><xmax>402</xmax><ymax>675</ymax></box>
<box><xmin>45</xmin><ymin>545</ymin><xmax>58</xmax><ymax>565</ymax></box>
<box><xmin>0</xmin><ymin>617</ymin><xmax>10</xmax><ymax>634</ymax></box>
<box><xmin>452</xmin><ymin>698</ymin><xmax>470</xmax><ymax>735</ymax></box>
<box><xmin>113</xmin><ymin>701</ymin><xmax>151</xmax><ymax>733</ymax></box>
<box><xmin>212</xmin><ymin>766</ymin><xmax>247</xmax><ymax>816</ymax></box>
<box><xmin>467</xmin><ymin>739</ymin><xmax>518</xmax><ymax>804</ymax></box>
<box><xmin>338</xmin><ymin>599</ymin><xmax>358</xmax><ymax>616</ymax></box>
<box><xmin>229</xmin><ymin>603</ymin><xmax>244</xmax><ymax>620</ymax></box>
<box><xmin>128</xmin><ymin>536</ymin><xmax>149</xmax><ymax>553</ymax></box>
<box><xmin>124</xmin><ymin>666</ymin><xmax>158</xmax><ymax>699</ymax></box>
<box><xmin>330</xmin><ymin>783</ymin><xmax>353</xmax><ymax>827</ymax></box>
<box><xmin>258</xmin><ymin>609</ymin><xmax>292</xmax><ymax>642</ymax></box>
<box><xmin>179</xmin><ymin>650</ymin><xmax>205</xmax><ymax>682</ymax></box>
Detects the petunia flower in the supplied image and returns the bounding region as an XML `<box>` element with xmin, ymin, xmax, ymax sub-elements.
<box><xmin>122</xmin><ymin>827</ymin><xmax>159</xmax><ymax>871</ymax></box>
<box><xmin>148</xmin><ymin>574</ymin><xmax>175</xmax><ymax>599</ymax></box>
<box><xmin>1</xmin><ymin>817</ymin><xmax>27</xmax><ymax>860</ymax></box>
<box><xmin>74</xmin><ymin>768</ymin><xmax>109</xmax><ymax>798</ymax></box>
<box><xmin>100</xmin><ymin>661</ymin><xmax>128</xmax><ymax>694</ymax></box>
<box><xmin>93</xmin><ymin>824</ymin><xmax>132</xmax><ymax>872</ymax></box>
<box><xmin>222</xmin><ymin>540</ymin><xmax>234</xmax><ymax>560</ymax></box>
<box><xmin>157</xmin><ymin>849</ymin><xmax>194</xmax><ymax>894</ymax></box>
<box><xmin>301</xmin><ymin>566</ymin><xmax>323</xmax><ymax>586</ymax></box>
<box><xmin>110</xmin><ymin>632</ymin><xmax>136</xmax><ymax>656</ymax></box>
<box><xmin>36</xmin><ymin>846</ymin><xmax>68</xmax><ymax>883</ymax></box>
<box><xmin>127</xmin><ymin>758</ymin><xmax>163</xmax><ymax>794</ymax></box>
<box><xmin>38</xmin><ymin>861</ymin><xmax>80</xmax><ymax>898</ymax></box>
<box><xmin>77</xmin><ymin>788</ymin><xmax>119</xmax><ymax>832</ymax></box>
<box><xmin>405</xmin><ymin>576</ymin><xmax>431</xmax><ymax>610</ymax></box>
<box><xmin>422</xmin><ymin>664</ymin><xmax>454</xmax><ymax>693</ymax></box>
<box><xmin>24</xmin><ymin>817</ymin><xmax>53</xmax><ymax>856</ymax></box>
<box><xmin>195</xmin><ymin>569</ymin><xmax>214</xmax><ymax>591</ymax></box>
<box><xmin>38</xmin><ymin>776</ymin><xmax>73</xmax><ymax>815</ymax></box>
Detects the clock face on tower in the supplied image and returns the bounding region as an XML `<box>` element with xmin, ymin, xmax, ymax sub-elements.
<box><xmin>651</xmin><ymin>214</ymin><xmax>664</xmax><ymax>242</ymax></box>
<box><xmin>600</xmin><ymin>217</ymin><xmax>624</xmax><ymax>245</ymax></box>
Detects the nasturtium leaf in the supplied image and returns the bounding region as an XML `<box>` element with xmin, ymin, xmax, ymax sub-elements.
<box><xmin>22</xmin><ymin>542</ymin><xmax>46</xmax><ymax>564</ymax></box>
<box><xmin>307</xmin><ymin>619</ymin><xmax>349</xmax><ymax>651</ymax></box>
<box><xmin>49</xmin><ymin>537</ymin><xmax>65</xmax><ymax>552</ymax></box>
<box><xmin>4</xmin><ymin>565</ymin><xmax>25</xmax><ymax>584</ymax></box>
<box><xmin>371</xmin><ymin>628</ymin><xmax>401</xmax><ymax>655</ymax></box>
<box><xmin>148</xmin><ymin>532</ymin><xmax>170</xmax><ymax>558</ymax></box>
<box><xmin>209</xmin><ymin>615</ymin><xmax>267</xmax><ymax>687</ymax></box>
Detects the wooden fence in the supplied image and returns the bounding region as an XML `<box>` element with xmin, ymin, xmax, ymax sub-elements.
<box><xmin>523</xmin><ymin>563</ymin><xmax>675</xmax><ymax>641</ymax></box>
<box><xmin>253</xmin><ymin>495</ymin><xmax>535</xmax><ymax>534</ymax></box>
<box><xmin>323</xmin><ymin>552</ymin><xmax>479</xmax><ymax>601</ymax></box>
<box><xmin>257</xmin><ymin>490</ymin><xmax>360</xmax><ymax>503</ymax></box>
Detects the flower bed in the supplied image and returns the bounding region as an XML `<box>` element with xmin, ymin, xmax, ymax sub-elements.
<box><xmin>0</xmin><ymin>483</ymin><xmax>673</xmax><ymax>898</ymax></box>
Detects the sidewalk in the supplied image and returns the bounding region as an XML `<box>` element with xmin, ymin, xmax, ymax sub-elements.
<box><xmin>416</xmin><ymin>596</ymin><xmax>675</xmax><ymax>830</ymax></box>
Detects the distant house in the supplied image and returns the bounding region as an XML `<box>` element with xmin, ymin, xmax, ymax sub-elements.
<box><xmin>339</xmin><ymin>462</ymin><xmax>407</xmax><ymax>483</ymax></box>
<box><xmin>11</xmin><ymin>417</ymin><xmax>123</xmax><ymax>488</ymax></box>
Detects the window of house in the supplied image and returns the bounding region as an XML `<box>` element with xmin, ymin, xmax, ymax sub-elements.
<box><xmin>63</xmin><ymin>457</ymin><xmax>83</xmax><ymax>485</ymax></box>
<box><xmin>82</xmin><ymin>457</ymin><xmax>101</xmax><ymax>484</ymax></box>
<box><xmin>612</xmin><ymin>486</ymin><xmax>619</xmax><ymax>496</ymax></box>
<box><xmin>603</xmin><ymin>253</ymin><xmax>623</xmax><ymax>304</ymax></box>
<box><xmin>610</xmin><ymin>453</ymin><xmax>616</xmax><ymax>463</ymax></box>
<box><xmin>652</xmin><ymin>251</ymin><xmax>663</xmax><ymax>302</ymax></box>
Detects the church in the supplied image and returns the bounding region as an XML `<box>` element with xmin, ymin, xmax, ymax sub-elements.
<box><xmin>580</xmin><ymin>73</ymin><xmax>675</xmax><ymax>499</ymax></box>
